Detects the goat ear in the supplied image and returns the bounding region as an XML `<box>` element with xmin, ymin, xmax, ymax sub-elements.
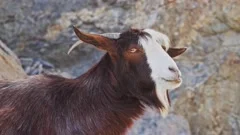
<box><xmin>167</xmin><ymin>47</ymin><xmax>187</xmax><ymax>58</ymax></box>
<box><xmin>73</xmin><ymin>26</ymin><xmax>115</xmax><ymax>51</ymax></box>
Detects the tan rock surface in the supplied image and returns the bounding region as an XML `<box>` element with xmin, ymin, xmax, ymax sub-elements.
<box><xmin>0</xmin><ymin>0</ymin><xmax>239</xmax><ymax>134</ymax></box>
<box><xmin>0</xmin><ymin>40</ymin><xmax>27</xmax><ymax>80</ymax></box>
<box><xmin>174</xmin><ymin>53</ymin><xmax>240</xmax><ymax>135</ymax></box>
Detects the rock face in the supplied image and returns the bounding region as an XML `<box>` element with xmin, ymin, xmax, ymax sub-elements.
<box><xmin>128</xmin><ymin>110</ymin><xmax>191</xmax><ymax>135</ymax></box>
<box><xmin>0</xmin><ymin>0</ymin><xmax>239</xmax><ymax>134</ymax></box>
<box><xmin>0</xmin><ymin>40</ymin><xmax>26</xmax><ymax>80</ymax></box>
<box><xmin>175</xmin><ymin>53</ymin><xmax>240</xmax><ymax>135</ymax></box>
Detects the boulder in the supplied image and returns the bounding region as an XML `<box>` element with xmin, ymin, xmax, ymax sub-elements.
<box><xmin>0</xmin><ymin>40</ymin><xmax>26</xmax><ymax>80</ymax></box>
<box><xmin>0</xmin><ymin>0</ymin><xmax>239</xmax><ymax>134</ymax></box>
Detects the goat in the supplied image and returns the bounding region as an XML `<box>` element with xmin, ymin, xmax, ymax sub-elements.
<box><xmin>0</xmin><ymin>27</ymin><xmax>186</xmax><ymax>135</ymax></box>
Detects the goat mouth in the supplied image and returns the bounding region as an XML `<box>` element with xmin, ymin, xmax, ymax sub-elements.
<box><xmin>162</xmin><ymin>78</ymin><xmax>182</xmax><ymax>83</ymax></box>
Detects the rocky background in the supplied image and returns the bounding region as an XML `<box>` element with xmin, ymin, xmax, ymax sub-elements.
<box><xmin>0</xmin><ymin>0</ymin><xmax>239</xmax><ymax>134</ymax></box>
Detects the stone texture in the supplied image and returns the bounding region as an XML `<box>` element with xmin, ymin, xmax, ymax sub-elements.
<box><xmin>0</xmin><ymin>40</ymin><xmax>27</xmax><ymax>80</ymax></box>
<box><xmin>0</xmin><ymin>0</ymin><xmax>239</xmax><ymax>134</ymax></box>
<box><xmin>174</xmin><ymin>53</ymin><xmax>240</xmax><ymax>135</ymax></box>
<box><xmin>128</xmin><ymin>110</ymin><xmax>191</xmax><ymax>135</ymax></box>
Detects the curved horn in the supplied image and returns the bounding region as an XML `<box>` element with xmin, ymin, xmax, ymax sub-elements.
<box><xmin>67</xmin><ymin>40</ymin><xmax>83</xmax><ymax>55</ymax></box>
<box><xmin>100</xmin><ymin>33</ymin><xmax>120</xmax><ymax>39</ymax></box>
<box><xmin>67</xmin><ymin>33</ymin><xmax>120</xmax><ymax>55</ymax></box>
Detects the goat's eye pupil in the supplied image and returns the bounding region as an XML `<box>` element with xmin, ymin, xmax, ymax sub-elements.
<box><xmin>129</xmin><ymin>48</ymin><xmax>137</xmax><ymax>53</ymax></box>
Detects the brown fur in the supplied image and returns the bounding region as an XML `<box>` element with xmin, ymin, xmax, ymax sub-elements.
<box><xmin>0</xmin><ymin>28</ymin><xmax>186</xmax><ymax>135</ymax></box>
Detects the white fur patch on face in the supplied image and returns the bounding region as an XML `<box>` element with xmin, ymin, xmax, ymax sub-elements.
<box><xmin>139</xmin><ymin>29</ymin><xmax>182</xmax><ymax>116</ymax></box>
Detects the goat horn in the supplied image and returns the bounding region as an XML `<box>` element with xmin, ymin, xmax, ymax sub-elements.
<box><xmin>67</xmin><ymin>40</ymin><xmax>83</xmax><ymax>55</ymax></box>
<box><xmin>100</xmin><ymin>33</ymin><xmax>120</xmax><ymax>39</ymax></box>
<box><xmin>67</xmin><ymin>33</ymin><xmax>120</xmax><ymax>55</ymax></box>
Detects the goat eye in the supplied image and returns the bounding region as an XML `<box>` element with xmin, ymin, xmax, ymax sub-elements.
<box><xmin>129</xmin><ymin>48</ymin><xmax>138</xmax><ymax>53</ymax></box>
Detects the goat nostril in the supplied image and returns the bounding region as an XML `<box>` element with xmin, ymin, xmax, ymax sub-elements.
<box><xmin>168</xmin><ymin>67</ymin><xmax>181</xmax><ymax>79</ymax></box>
<box><xmin>168</xmin><ymin>67</ymin><xmax>177</xmax><ymax>73</ymax></box>
<box><xmin>177</xmin><ymin>73</ymin><xmax>181</xmax><ymax>78</ymax></box>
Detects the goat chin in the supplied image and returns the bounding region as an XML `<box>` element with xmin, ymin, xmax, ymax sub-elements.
<box><xmin>156</xmin><ymin>88</ymin><xmax>170</xmax><ymax>117</ymax></box>
<box><xmin>157</xmin><ymin>79</ymin><xmax>182</xmax><ymax>117</ymax></box>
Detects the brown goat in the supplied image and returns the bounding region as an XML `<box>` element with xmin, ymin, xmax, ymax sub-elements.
<box><xmin>0</xmin><ymin>27</ymin><xmax>186</xmax><ymax>135</ymax></box>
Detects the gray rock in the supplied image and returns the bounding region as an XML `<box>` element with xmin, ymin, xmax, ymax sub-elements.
<box><xmin>0</xmin><ymin>0</ymin><xmax>240</xmax><ymax>134</ymax></box>
<box><xmin>128</xmin><ymin>110</ymin><xmax>191</xmax><ymax>135</ymax></box>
